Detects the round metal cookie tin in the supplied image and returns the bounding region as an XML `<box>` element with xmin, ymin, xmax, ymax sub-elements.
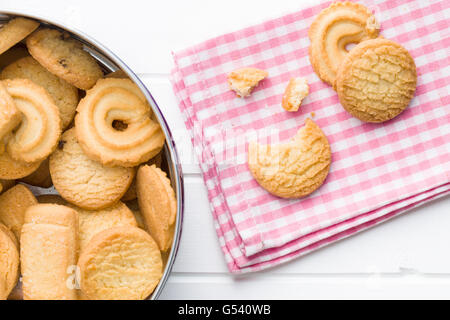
<box><xmin>0</xmin><ymin>11</ymin><xmax>184</xmax><ymax>300</ymax></box>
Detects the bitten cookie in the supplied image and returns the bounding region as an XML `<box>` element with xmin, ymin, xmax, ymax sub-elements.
<box><xmin>78</xmin><ymin>226</ymin><xmax>163</xmax><ymax>300</ymax></box>
<box><xmin>228</xmin><ymin>67</ymin><xmax>268</xmax><ymax>97</ymax></box>
<box><xmin>75</xmin><ymin>78</ymin><xmax>165</xmax><ymax>167</ymax></box>
<box><xmin>248</xmin><ymin>118</ymin><xmax>331</xmax><ymax>198</ymax></box>
<box><xmin>69</xmin><ymin>201</ymin><xmax>137</xmax><ymax>252</ymax></box>
<box><xmin>26</xmin><ymin>28</ymin><xmax>103</xmax><ymax>90</ymax></box>
<box><xmin>336</xmin><ymin>38</ymin><xmax>417</xmax><ymax>122</ymax></box>
<box><xmin>0</xmin><ymin>223</ymin><xmax>19</xmax><ymax>300</ymax></box>
<box><xmin>50</xmin><ymin>128</ymin><xmax>135</xmax><ymax>210</ymax></box>
<box><xmin>282</xmin><ymin>77</ymin><xmax>309</xmax><ymax>112</ymax></box>
<box><xmin>0</xmin><ymin>184</ymin><xmax>37</xmax><ymax>240</ymax></box>
<box><xmin>3</xmin><ymin>78</ymin><xmax>62</xmax><ymax>163</ymax></box>
<box><xmin>0</xmin><ymin>18</ymin><xmax>39</xmax><ymax>55</ymax></box>
<box><xmin>20</xmin><ymin>204</ymin><xmax>78</xmax><ymax>300</ymax></box>
<box><xmin>137</xmin><ymin>165</ymin><xmax>176</xmax><ymax>251</ymax></box>
<box><xmin>1</xmin><ymin>56</ymin><xmax>79</xmax><ymax>129</ymax></box>
<box><xmin>309</xmin><ymin>1</ymin><xmax>379</xmax><ymax>86</ymax></box>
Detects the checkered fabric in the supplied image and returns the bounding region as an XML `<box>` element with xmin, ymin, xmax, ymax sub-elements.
<box><xmin>170</xmin><ymin>0</ymin><xmax>450</xmax><ymax>272</ymax></box>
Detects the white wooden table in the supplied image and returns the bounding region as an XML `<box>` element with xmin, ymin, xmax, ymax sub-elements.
<box><xmin>3</xmin><ymin>0</ymin><xmax>450</xmax><ymax>299</ymax></box>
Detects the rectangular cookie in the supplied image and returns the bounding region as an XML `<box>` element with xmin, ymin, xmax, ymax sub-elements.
<box><xmin>20</xmin><ymin>204</ymin><xmax>78</xmax><ymax>300</ymax></box>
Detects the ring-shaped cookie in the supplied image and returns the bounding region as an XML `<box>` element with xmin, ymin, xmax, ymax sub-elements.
<box><xmin>75</xmin><ymin>79</ymin><xmax>165</xmax><ymax>167</ymax></box>
<box><xmin>309</xmin><ymin>1</ymin><xmax>379</xmax><ymax>86</ymax></box>
<box><xmin>3</xmin><ymin>79</ymin><xmax>61</xmax><ymax>164</ymax></box>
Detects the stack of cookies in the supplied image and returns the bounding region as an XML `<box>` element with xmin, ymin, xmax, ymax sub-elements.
<box><xmin>0</xmin><ymin>17</ymin><xmax>175</xmax><ymax>300</ymax></box>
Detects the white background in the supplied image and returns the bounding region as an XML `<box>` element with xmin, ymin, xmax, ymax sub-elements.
<box><xmin>2</xmin><ymin>0</ymin><xmax>450</xmax><ymax>299</ymax></box>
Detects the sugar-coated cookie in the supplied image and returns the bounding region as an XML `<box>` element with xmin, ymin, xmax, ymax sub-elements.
<box><xmin>228</xmin><ymin>67</ymin><xmax>268</xmax><ymax>98</ymax></box>
<box><xmin>2</xmin><ymin>56</ymin><xmax>79</xmax><ymax>129</ymax></box>
<box><xmin>0</xmin><ymin>151</ymin><xmax>41</xmax><ymax>180</ymax></box>
<box><xmin>309</xmin><ymin>1</ymin><xmax>379</xmax><ymax>86</ymax></box>
<box><xmin>75</xmin><ymin>78</ymin><xmax>165</xmax><ymax>167</ymax></box>
<box><xmin>20</xmin><ymin>204</ymin><xmax>78</xmax><ymax>300</ymax></box>
<box><xmin>3</xmin><ymin>78</ymin><xmax>62</xmax><ymax>163</ymax></box>
<box><xmin>282</xmin><ymin>77</ymin><xmax>309</xmax><ymax>112</ymax></box>
<box><xmin>137</xmin><ymin>165</ymin><xmax>176</xmax><ymax>251</ymax></box>
<box><xmin>50</xmin><ymin>128</ymin><xmax>135</xmax><ymax>210</ymax></box>
<box><xmin>26</xmin><ymin>28</ymin><xmax>103</xmax><ymax>90</ymax></box>
<box><xmin>20</xmin><ymin>158</ymin><xmax>52</xmax><ymax>188</ymax></box>
<box><xmin>69</xmin><ymin>201</ymin><xmax>137</xmax><ymax>252</ymax></box>
<box><xmin>336</xmin><ymin>38</ymin><xmax>417</xmax><ymax>123</ymax></box>
<box><xmin>0</xmin><ymin>82</ymin><xmax>21</xmax><ymax>145</ymax></box>
<box><xmin>0</xmin><ymin>223</ymin><xmax>19</xmax><ymax>300</ymax></box>
<box><xmin>0</xmin><ymin>18</ymin><xmax>39</xmax><ymax>55</ymax></box>
<box><xmin>248</xmin><ymin>118</ymin><xmax>331</xmax><ymax>198</ymax></box>
<box><xmin>0</xmin><ymin>184</ymin><xmax>38</xmax><ymax>240</ymax></box>
<box><xmin>78</xmin><ymin>226</ymin><xmax>162</xmax><ymax>300</ymax></box>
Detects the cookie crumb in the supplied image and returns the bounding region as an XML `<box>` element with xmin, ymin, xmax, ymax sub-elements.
<box><xmin>282</xmin><ymin>77</ymin><xmax>309</xmax><ymax>112</ymax></box>
<box><xmin>228</xmin><ymin>67</ymin><xmax>268</xmax><ymax>98</ymax></box>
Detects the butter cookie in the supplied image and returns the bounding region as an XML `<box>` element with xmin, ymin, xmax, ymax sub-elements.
<box><xmin>75</xmin><ymin>78</ymin><xmax>165</xmax><ymax>167</ymax></box>
<box><xmin>26</xmin><ymin>28</ymin><xmax>103</xmax><ymax>90</ymax></box>
<box><xmin>49</xmin><ymin>128</ymin><xmax>135</xmax><ymax>210</ymax></box>
<box><xmin>336</xmin><ymin>38</ymin><xmax>417</xmax><ymax>122</ymax></box>
<box><xmin>78</xmin><ymin>226</ymin><xmax>163</xmax><ymax>300</ymax></box>
<box><xmin>309</xmin><ymin>1</ymin><xmax>379</xmax><ymax>86</ymax></box>
<box><xmin>248</xmin><ymin>118</ymin><xmax>331</xmax><ymax>198</ymax></box>
<box><xmin>137</xmin><ymin>165</ymin><xmax>176</xmax><ymax>251</ymax></box>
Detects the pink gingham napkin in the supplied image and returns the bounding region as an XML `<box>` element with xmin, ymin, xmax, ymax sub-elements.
<box><xmin>170</xmin><ymin>0</ymin><xmax>450</xmax><ymax>273</ymax></box>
